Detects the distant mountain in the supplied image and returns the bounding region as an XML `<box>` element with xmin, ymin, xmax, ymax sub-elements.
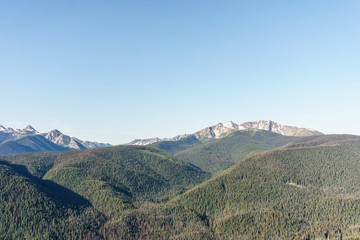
<box><xmin>239</xmin><ymin>120</ymin><xmax>323</xmax><ymax>136</ymax></box>
<box><xmin>0</xmin><ymin>135</ymin><xmax>69</xmax><ymax>156</ymax></box>
<box><xmin>42</xmin><ymin>129</ymin><xmax>86</xmax><ymax>150</ymax></box>
<box><xmin>0</xmin><ymin>125</ymin><xmax>38</xmax><ymax>143</ymax></box>
<box><xmin>129</xmin><ymin>135</ymin><xmax>188</xmax><ymax>146</ymax></box>
<box><xmin>129</xmin><ymin>120</ymin><xmax>322</xmax><ymax>146</ymax></box>
<box><xmin>0</xmin><ymin>124</ymin><xmax>111</xmax><ymax>151</ymax></box>
<box><xmin>150</xmin><ymin>135</ymin><xmax>203</xmax><ymax>155</ymax></box>
<box><xmin>80</xmin><ymin>140</ymin><xmax>112</xmax><ymax>149</ymax></box>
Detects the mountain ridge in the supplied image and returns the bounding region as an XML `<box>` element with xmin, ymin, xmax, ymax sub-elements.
<box><xmin>0</xmin><ymin>135</ymin><xmax>70</xmax><ymax>156</ymax></box>
<box><xmin>0</xmin><ymin>124</ymin><xmax>111</xmax><ymax>150</ymax></box>
<box><xmin>130</xmin><ymin>120</ymin><xmax>323</xmax><ymax>146</ymax></box>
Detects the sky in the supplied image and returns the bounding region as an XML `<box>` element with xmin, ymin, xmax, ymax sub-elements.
<box><xmin>1</xmin><ymin>0</ymin><xmax>360</xmax><ymax>144</ymax></box>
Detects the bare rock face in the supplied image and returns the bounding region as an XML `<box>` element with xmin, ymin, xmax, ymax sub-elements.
<box><xmin>129</xmin><ymin>120</ymin><xmax>323</xmax><ymax>146</ymax></box>
<box><xmin>43</xmin><ymin>130</ymin><xmax>86</xmax><ymax>150</ymax></box>
<box><xmin>0</xmin><ymin>125</ymin><xmax>111</xmax><ymax>149</ymax></box>
<box><xmin>239</xmin><ymin>120</ymin><xmax>323</xmax><ymax>137</ymax></box>
<box><xmin>194</xmin><ymin>121</ymin><xmax>239</xmax><ymax>140</ymax></box>
<box><xmin>0</xmin><ymin>125</ymin><xmax>39</xmax><ymax>143</ymax></box>
<box><xmin>129</xmin><ymin>137</ymin><xmax>162</xmax><ymax>146</ymax></box>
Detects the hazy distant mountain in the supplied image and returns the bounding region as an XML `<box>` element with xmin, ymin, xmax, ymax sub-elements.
<box><xmin>0</xmin><ymin>125</ymin><xmax>39</xmax><ymax>143</ymax></box>
<box><xmin>129</xmin><ymin>135</ymin><xmax>189</xmax><ymax>146</ymax></box>
<box><xmin>0</xmin><ymin>135</ymin><xmax>69</xmax><ymax>156</ymax></box>
<box><xmin>239</xmin><ymin>120</ymin><xmax>323</xmax><ymax>136</ymax></box>
<box><xmin>42</xmin><ymin>129</ymin><xmax>86</xmax><ymax>150</ymax></box>
<box><xmin>130</xmin><ymin>120</ymin><xmax>323</xmax><ymax>146</ymax></box>
<box><xmin>0</xmin><ymin>124</ymin><xmax>111</xmax><ymax>150</ymax></box>
<box><xmin>80</xmin><ymin>140</ymin><xmax>112</xmax><ymax>149</ymax></box>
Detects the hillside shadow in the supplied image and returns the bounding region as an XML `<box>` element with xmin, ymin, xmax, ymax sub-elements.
<box><xmin>0</xmin><ymin>160</ymin><xmax>92</xmax><ymax>208</ymax></box>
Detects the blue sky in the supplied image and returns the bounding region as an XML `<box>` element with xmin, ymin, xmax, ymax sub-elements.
<box><xmin>1</xmin><ymin>1</ymin><xmax>360</xmax><ymax>144</ymax></box>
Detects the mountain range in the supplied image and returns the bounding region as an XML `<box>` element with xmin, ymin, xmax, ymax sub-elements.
<box><xmin>129</xmin><ymin>120</ymin><xmax>323</xmax><ymax>145</ymax></box>
<box><xmin>5</xmin><ymin>120</ymin><xmax>360</xmax><ymax>239</ymax></box>
<box><xmin>0</xmin><ymin>125</ymin><xmax>111</xmax><ymax>156</ymax></box>
<box><xmin>2</xmin><ymin>131</ymin><xmax>360</xmax><ymax>238</ymax></box>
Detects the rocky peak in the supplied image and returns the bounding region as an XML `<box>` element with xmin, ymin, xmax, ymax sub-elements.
<box><xmin>239</xmin><ymin>120</ymin><xmax>322</xmax><ymax>137</ymax></box>
<box><xmin>223</xmin><ymin>121</ymin><xmax>238</xmax><ymax>129</ymax></box>
<box><xmin>129</xmin><ymin>120</ymin><xmax>323</xmax><ymax>146</ymax></box>
<box><xmin>48</xmin><ymin>129</ymin><xmax>63</xmax><ymax>137</ymax></box>
<box><xmin>130</xmin><ymin>137</ymin><xmax>161</xmax><ymax>146</ymax></box>
<box><xmin>23</xmin><ymin>125</ymin><xmax>37</xmax><ymax>132</ymax></box>
<box><xmin>194</xmin><ymin>121</ymin><xmax>239</xmax><ymax>140</ymax></box>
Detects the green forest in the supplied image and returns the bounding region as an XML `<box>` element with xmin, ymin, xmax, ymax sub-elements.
<box><xmin>2</xmin><ymin>132</ymin><xmax>360</xmax><ymax>239</ymax></box>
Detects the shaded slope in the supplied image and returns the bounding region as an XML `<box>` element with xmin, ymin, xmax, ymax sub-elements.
<box><xmin>173</xmin><ymin>135</ymin><xmax>360</xmax><ymax>239</ymax></box>
<box><xmin>0</xmin><ymin>160</ymin><xmax>104</xmax><ymax>239</ymax></box>
<box><xmin>0</xmin><ymin>131</ymin><xmax>14</xmax><ymax>144</ymax></box>
<box><xmin>3</xmin><ymin>145</ymin><xmax>211</xmax><ymax>215</ymax></box>
<box><xmin>175</xmin><ymin>130</ymin><xmax>295</xmax><ymax>174</ymax></box>
<box><xmin>0</xmin><ymin>135</ymin><xmax>69</xmax><ymax>156</ymax></box>
<box><xmin>150</xmin><ymin>135</ymin><xmax>203</xmax><ymax>155</ymax></box>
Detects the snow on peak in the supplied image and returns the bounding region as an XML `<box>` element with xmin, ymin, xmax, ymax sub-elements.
<box><xmin>0</xmin><ymin>125</ymin><xmax>6</xmax><ymax>131</ymax></box>
<box><xmin>23</xmin><ymin>125</ymin><xmax>37</xmax><ymax>132</ymax></box>
<box><xmin>49</xmin><ymin>129</ymin><xmax>63</xmax><ymax>136</ymax></box>
<box><xmin>223</xmin><ymin>121</ymin><xmax>237</xmax><ymax>129</ymax></box>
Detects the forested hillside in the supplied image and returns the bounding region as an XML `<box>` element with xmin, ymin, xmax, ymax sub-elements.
<box><xmin>3</xmin><ymin>146</ymin><xmax>210</xmax><ymax>214</ymax></box>
<box><xmin>174</xmin><ymin>130</ymin><xmax>294</xmax><ymax>174</ymax></box>
<box><xmin>3</xmin><ymin>135</ymin><xmax>360</xmax><ymax>239</ymax></box>
<box><xmin>173</xmin><ymin>135</ymin><xmax>360</xmax><ymax>239</ymax></box>
<box><xmin>0</xmin><ymin>161</ymin><xmax>104</xmax><ymax>239</ymax></box>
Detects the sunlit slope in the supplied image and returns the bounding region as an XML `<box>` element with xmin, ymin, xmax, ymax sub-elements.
<box><xmin>150</xmin><ymin>135</ymin><xmax>203</xmax><ymax>155</ymax></box>
<box><xmin>175</xmin><ymin>130</ymin><xmax>295</xmax><ymax>174</ymax></box>
<box><xmin>174</xmin><ymin>135</ymin><xmax>360</xmax><ymax>239</ymax></box>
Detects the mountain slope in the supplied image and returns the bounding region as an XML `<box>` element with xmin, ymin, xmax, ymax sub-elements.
<box><xmin>130</xmin><ymin>120</ymin><xmax>322</xmax><ymax>146</ymax></box>
<box><xmin>174</xmin><ymin>130</ymin><xmax>295</xmax><ymax>174</ymax></box>
<box><xmin>81</xmin><ymin>140</ymin><xmax>112</xmax><ymax>149</ymax></box>
<box><xmin>0</xmin><ymin>135</ymin><xmax>69</xmax><ymax>156</ymax></box>
<box><xmin>0</xmin><ymin>160</ymin><xmax>104</xmax><ymax>239</ymax></box>
<box><xmin>240</xmin><ymin>120</ymin><xmax>323</xmax><ymax>136</ymax></box>
<box><xmin>0</xmin><ymin>145</ymin><xmax>213</xmax><ymax>239</ymax></box>
<box><xmin>42</xmin><ymin>129</ymin><xmax>86</xmax><ymax>150</ymax></box>
<box><xmin>172</xmin><ymin>135</ymin><xmax>360</xmax><ymax>239</ymax></box>
<box><xmin>3</xmin><ymin>145</ymin><xmax>211</xmax><ymax>215</ymax></box>
<box><xmin>150</xmin><ymin>135</ymin><xmax>203</xmax><ymax>155</ymax></box>
<box><xmin>0</xmin><ymin>124</ymin><xmax>111</xmax><ymax>150</ymax></box>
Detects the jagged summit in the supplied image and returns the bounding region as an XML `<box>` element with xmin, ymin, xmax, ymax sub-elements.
<box><xmin>129</xmin><ymin>120</ymin><xmax>323</xmax><ymax>146</ymax></box>
<box><xmin>239</xmin><ymin>120</ymin><xmax>323</xmax><ymax>137</ymax></box>
<box><xmin>23</xmin><ymin>125</ymin><xmax>38</xmax><ymax>132</ymax></box>
<box><xmin>130</xmin><ymin>137</ymin><xmax>162</xmax><ymax>146</ymax></box>
<box><xmin>46</xmin><ymin>129</ymin><xmax>63</xmax><ymax>137</ymax></box>
<box><xmin>0</xmin><ymin>124</ymin><xmax>111</xmax><ymax>151</ymax></box>
<box><xmin>43</xmin><ymin>130</ymin><xmax>86</xmax><ymax>150</ymax></box>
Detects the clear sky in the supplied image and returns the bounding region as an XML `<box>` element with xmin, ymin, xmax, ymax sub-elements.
<box><xmin>1</xmin><ymin>1</ymin><xmax>360</xmax><ymax>144</ymax></box>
